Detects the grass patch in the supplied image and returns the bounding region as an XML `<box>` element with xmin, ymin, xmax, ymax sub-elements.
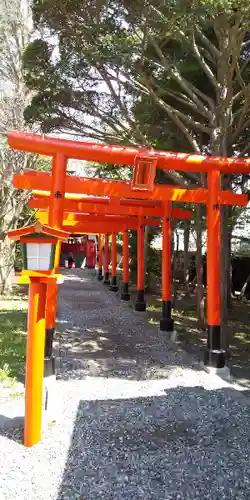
<box><xmin>0</xmin><ymin>295</ymin><xmax>27</xmax><ymax>382</ymax></box>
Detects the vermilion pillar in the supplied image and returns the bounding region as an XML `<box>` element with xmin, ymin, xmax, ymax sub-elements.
<box><xmin>103</xmin><ymin>234</ymin><xmax>110</xmax><ymax>285</ymax></box>
<box><xmin>24</xmin><ymin>280</ymin><xmax>46</xmax><ymax>447</ymax></box>
<box><xmin>121</xmin><ymin>229</ymin><xmax>130</xmax><ymax>301</ymax></box>
<box><xmin>110</xmin><ymin>232</ymin><xmax>118</xmax><ymax>292</ymax></box>
<box><xmin>46</xmin><ymin>153</ymin><xmax>67</xmax><ymax>374</ymax></box>
<box><xmin>204</xmin><ymin>169</ymin><xmax>225</xmax><ymax>369</ymax></box>
<box><xmin>135</xmin><ymin>219</ymin><xmax>146</xmax><ymax>311</ymax></box>
<box><xmin>98</xmin><ymin>234</ymin><xmax>103</xmax><ymax>280</ymax></box>
<box><xmin>160</xmin><ymin>202</ymin><xmax>174</xmax><ymax>332</ymax></box>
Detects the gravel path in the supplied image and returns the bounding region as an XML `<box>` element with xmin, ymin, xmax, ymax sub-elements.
<box><xmin>1</xmin><ymin>268</ymin><xmax>250</xmax><ymax>499</ymax></box>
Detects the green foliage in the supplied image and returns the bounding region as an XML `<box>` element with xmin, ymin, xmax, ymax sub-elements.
<box><xmin>91</xmin><ymin>162</ymin><xmax>132</xmax><ymax>181</ymax></box>
<box><xmin>0</xmin><ymin>301</ymin><xmax>27</xmax><ymax>380</ymax></box>
<box><xmin>146</xmin><ymin>246</ymin><xmax>162</xmax><ymax>278</ymax></box>
<box><xmin>128</xmin><ymin>227</ymin><xmax>161</xmax><ymax>286</ymax></box>
<box><xmin>14</xmin><ymin>243</ymin><xmax>23</xmax><ymax>270</ymax></box>
<box><xmin>23</xmin><ymin>1</ymin><xmax>250</xmax><ymax>161</ymax></box>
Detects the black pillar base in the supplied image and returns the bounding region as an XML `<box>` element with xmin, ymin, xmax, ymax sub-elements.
<box><xmin>110</xmin><ymin>276</ymin><xmax>119</xmax><ymax>292</ymax></box>
<box><xmin>97</xmin><ymin>268</ymin><xmax>103</xmax><ymax>281</ymax></box>
<box><xmin>204</xmin><ymin>349</ymin><xmax>226</xmax><ymax>369</ymax></box>
<box><xmin>135</xmin><ymin>289</ymin><xmax>146</xmax><ymax>312</ymax></box>
<box><xmin>103</xmin><ymin>271</ymin><xmax>110</xmax><ymax>285</ymax></box>
<box><xmin>45</xmin><ymin>327</ymin><xmax>54</xmax><ymax>358</ymax></box>
<box><xmin>160</xmin><ymin>317</ymin><xmax>174</xmax><ymax>332</ymax></box>
<box><xmin>121</xmin><ymin>282</ymin><xmax>130</xmax><ymax>301</ymax></box>
<box><xmin>160</xmin><ymin>301</ymin><xmax>174</xmax><ymax>332</ymax></box>
<box><xmin>204</xmin><ymin>324</ymin><xmax>226</xmax><ymax>368</ymax></box>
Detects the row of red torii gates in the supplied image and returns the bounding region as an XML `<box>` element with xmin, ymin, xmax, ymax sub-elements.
<box><xmin>8</xmin><ymin>131</ymin><xmax>250</xmax><ymax>374</ymax></box>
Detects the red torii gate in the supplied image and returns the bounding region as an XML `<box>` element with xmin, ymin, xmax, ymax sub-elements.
<box><xmin>8</xmin><ymin>130</ymin><xmax>250</xmax><ymax>377</ymax></box>
<box><xmin>32</xmin><ymin>202</ymin><xmax>193</xmax><ymax>303</ymax></box>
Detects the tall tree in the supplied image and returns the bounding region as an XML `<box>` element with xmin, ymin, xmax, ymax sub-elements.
<box><xmin>23</xmin><ymin>1</ymin><xmax>250</xmax><ymax>157</ymax></box>
<box><xmin>0</xmin><ymin>0</ymin><xmax>48</xmax><ymax>293</ymax></box>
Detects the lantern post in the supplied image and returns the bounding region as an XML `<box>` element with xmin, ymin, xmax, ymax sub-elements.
<box><xmin>8</xmin><ymin>222</ymin><xmax>69</xmax><ymax>447</ymax></box>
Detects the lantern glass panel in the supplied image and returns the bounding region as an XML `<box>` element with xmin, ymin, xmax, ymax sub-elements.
<box><xmin>26</xmin><ymin>243</ymin><xmax>52</xmax><ymax>270</ymax></box>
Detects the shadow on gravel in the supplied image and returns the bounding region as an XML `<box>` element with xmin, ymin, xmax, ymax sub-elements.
<box><xmin>57</xmin><ymin>269</ymin><xmax>250</xmax><ymax>393</ymax></box>
<box><xmin>56</xmin><ymin>318</ymin><xmax>193</xmax><ymax>381</ymax></box>
<box><xmin>0</xmin><ymin>415</ymin><xmax>23</xmax><ymax>444</ymax></box>
<box><xmin>56</xmin><ymin>271</ymin><xmax>193</xmax><ymax>382</ymax></box>
<box><xmin>57</xmin><ymin>386</ymin><xmax>250</xmax><ymax>500</ymax></box>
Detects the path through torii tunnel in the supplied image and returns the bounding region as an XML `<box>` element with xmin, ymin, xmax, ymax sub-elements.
<box><xmin>8</xmin><ymin>130</ymin><xmax>250</xmax><ymax>381</ymax></box>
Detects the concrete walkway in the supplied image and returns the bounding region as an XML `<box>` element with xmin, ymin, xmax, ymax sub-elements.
<box><xmin>1</xmin><ymin>268</ymin><xmax>250</xmax><ymax>499</ymax></box>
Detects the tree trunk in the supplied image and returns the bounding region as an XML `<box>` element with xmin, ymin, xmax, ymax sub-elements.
<box><xmin>184</xmin><ymin>220</ymin><xmax>190</xmax><ymax>296</ymax></box>
<box><xmin>211</xmin><ymin>17</ymin><xmax>236</xmax><ymax>347</ymax></box>
<box><xmin>195</xmin><ymin>205</ymin><xmax>205</xmax><ymax>322</ymax></box>
<box><xmin>0</xmin><ymin>237</ymin><xmax>15</xmax><ymax>295</ymax></box>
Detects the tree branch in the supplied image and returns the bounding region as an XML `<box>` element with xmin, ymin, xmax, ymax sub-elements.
<box><xmin>160</xmin><ymin>87</ymin><xmax>211</xmax><ymax>121</ymax></box>
<box><xmin>233</xmin><ymin>114</ymin><xmax>250</xmax><ymax>142</ymax></box>
<box><xmin>96</xmin><ymin>66</ymin><xmax>147</xmax><ymax>145</ymax></box>
<box><xmin>240</xmin><ymin>139</ymin><xmax>250</xmax><ymax>156</ymax></box>
<box><xmin>148</xmin><ymin>35</ymin><xmax>212</xmax><ymax>118</ymax></box>
<box><xmin>188</xmin><ymin>30</ymin><xmax>220</xmax><ymax>90</ymax></box>
<box><xmin>187</xmin><ymin>82</ymin><xmax>215</xmax><ymax>111</ymax></box>
<box><xmin>195</xmin><ymin>25</ymin><xmax>220</xmax><ymax>61</ymax></box>
<box><xmin>140</xmin><ymin>79</ymin><xmax>211</xmax><ymax>134</ymax></box>
<box><xmin>133</xmin><ymin>78</ymin><xmax>201</xmax><ymax>152</ymax></box>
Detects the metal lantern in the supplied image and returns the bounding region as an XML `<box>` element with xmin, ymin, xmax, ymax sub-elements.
<box><xmin>8</xmin><ymin>221</ymin><xmax>69</xmax><ymax>273</ymax></box>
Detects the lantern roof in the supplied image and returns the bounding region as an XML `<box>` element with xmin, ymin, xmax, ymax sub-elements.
<box><xmin>8</xmin><ymin>221</ymin><xmax>69</xmax><ymax>241</ymax></box>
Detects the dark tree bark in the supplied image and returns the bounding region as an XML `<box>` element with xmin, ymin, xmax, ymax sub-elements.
<box><xmin>195</xmin><ymin>205</ymin><xmax>205</xmax><ymax>322</ymax></box>
<box><xmin>184</xmin><ymin>220</ymin><xmax>191</xmax><ymax>296</ymax></box>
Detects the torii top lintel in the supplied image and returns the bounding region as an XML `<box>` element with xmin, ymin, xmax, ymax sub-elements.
<box><xmin>8</xmin><ymin>131</ymin><xmax>250</xmax><ymax>174</ymax></box>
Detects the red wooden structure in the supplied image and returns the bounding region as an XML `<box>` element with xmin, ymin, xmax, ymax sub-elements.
<box><xmin>8</xmin><ymin>129</ymin><xmax>250</xmax><ymax>448</ymax></box>
<box><xmin>86</xmin><ymin>239</ymin><xmax>96</xmax><ymax>269</ymax></box>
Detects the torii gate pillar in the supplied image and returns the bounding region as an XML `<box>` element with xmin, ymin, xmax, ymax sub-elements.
<box><xmin>135</xmin><ymin>219</ymin><xmax>146</xmax><ymax>312</ymax></box>
<box><xmin>98</xmin><ymin>234</ymin><xmax>103</xmax><ymax>281</ymax></box>
<box><xmin>103</xmin><ymin>234</ymin><xmax>110</xmax><ymax>285</ymax></box>
<box><xmin>160</xmin><ymin>202</ymin><xmax>174</xmax><ymax>334</ymax></box>
<box><xmin>204</xmin><ymin>170</ymin><xmax>227</xmax><ymax>373</ymax></box>
<box><xmin>121</xmin><ymin>229</ymin><xmax>130</xmax><ymax>301</ymax></box>
<box><xmin>110</xmin><ymin>232</ymin><xmax>119</xmax><ymax>292</ymax></box>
